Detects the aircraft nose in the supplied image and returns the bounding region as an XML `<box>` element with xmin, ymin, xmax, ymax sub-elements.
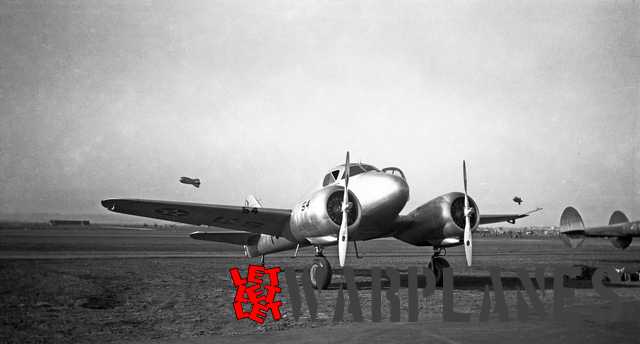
<box><xmin>385</xmin><ymin>173</ymin><xmax>410</xmax><ymax>205</ymax></box>
<box><xmin>351</xmin><ymin>172</ymin><xmax>409</xmax><ymax>216</ymax></box>
<box><xmin>375</xmin><ymin>172</ymin><xmax>409</xmax><ymax>217</ymax></box>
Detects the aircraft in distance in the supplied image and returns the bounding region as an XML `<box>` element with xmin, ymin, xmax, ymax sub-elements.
<box><xmin>513</xmin><ymin>196</ymin><xmax>523</xmax><ymax>205</ymax></box>
<box><xmin>179</xmin><ymin>176</ymin><xmax>201</xmax><ymax>188</ymax></box>
<box><xmin>560</xmin><ymin>206</ymin><xmax>640</xmax><ymax>249</ymax></box>
<box><xmin>102</xmin><ymin>152</ymin><xmax>539</xmax><ymax>289</ymax></box>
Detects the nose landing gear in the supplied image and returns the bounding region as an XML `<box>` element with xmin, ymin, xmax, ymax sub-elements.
<box><xmin>428</xmin><ymin>247</ymin><xmax>449</xmax><ymax>286</ymax></box>
<box><xmin>309</xmin><ymin>246</ymin><xmax>332</xmax><ymax>290</ymax></box>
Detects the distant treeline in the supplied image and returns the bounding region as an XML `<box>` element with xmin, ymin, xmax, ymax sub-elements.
<box><xmin>476</xmin><ymin>227</ymin><xmax>560</xmax><ymax>239</ymax></box>
<box><xmin>0</xmin><ymin>221</ymin><xmax>561</xmax><ymax>239</ymax></box>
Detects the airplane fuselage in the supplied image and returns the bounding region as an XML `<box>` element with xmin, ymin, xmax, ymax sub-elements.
<box><xmin>579</xmin><ymin>221</ymin><xmax>640</xmax><ymax>237</ymax></box>
<box><xmin>245</xmin><ymin>165</ymin><xmax>411</xmax><ymax>257</ymax></box>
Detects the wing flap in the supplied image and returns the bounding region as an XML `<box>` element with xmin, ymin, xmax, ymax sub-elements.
<box><xmin>102</xmin><ymin>198</ymin><xmax>290</xmax><ymax>236</ymax></box>
<box><xmin>190</xmin><ymin>231</ymin><xmax>259</xmax><ymax>245</ymax></box>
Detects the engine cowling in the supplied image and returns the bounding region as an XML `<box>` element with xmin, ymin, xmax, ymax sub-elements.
<box><xmin>289</xmin><ymin>185</ymin><xmax>362</xmax><ymax>242</ymax></box>
<box><xmin>393</xmin><ymin>192</ymin><xmax>479</xmax><ymax>246</ymax></box>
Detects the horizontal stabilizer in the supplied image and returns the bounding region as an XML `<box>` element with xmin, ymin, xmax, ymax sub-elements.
<box><xmin>190</xmin><ymin>231</ymin><xmax>259</xmax><ymax>245</ymax></box>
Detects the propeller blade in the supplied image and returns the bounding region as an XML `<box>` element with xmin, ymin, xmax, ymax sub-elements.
<box><xmin>344</xmin><ymin>152</ymin><xmax>350</xmax><ymax>190</ymax></box>
<box><xmin>463</xmin><ymin>160</ymin><xmax>468</xmax><ymax>194</ymax></box>
<box><xmin>339</xmin><ymin>151</ymin><xmax>350</xmax><ymax>267</ymax></box>
<box><xmin>463</xmin><ymin>160</ymin><xmax>473</xmax><ymax>267</ymax></box>
<box><xmin>464</xmin><ymin>214</ymin><xmax>472</xmax><ymax>266</ymax></box>
<box><xmin>339</xmin><ymin>215</ymin><xmax>348</xmax><ymax>267</ymax></box>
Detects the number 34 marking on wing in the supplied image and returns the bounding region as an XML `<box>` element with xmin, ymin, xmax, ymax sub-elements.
<box><xmin>242</xmin><ymin>207</ymin><xmax>259</xmax><ymax>214</ymax></box>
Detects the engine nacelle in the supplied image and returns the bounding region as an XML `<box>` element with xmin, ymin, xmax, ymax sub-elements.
<box><xmin>244</xmin><ymin>235</ymin><xmax>301</xmax><ymax>257</ymax></box>
<box><xmin>610</xmin><ymin>236</ymin><xmax>632</xmax><ymax>249</ymax></box>
<box><xmin>289</xmin><ymin>185</ymin><xmax>362</xmax><ymax>242</ymax></box>
<box><xmin>393</xmin><ymin>192</ymin><xmax>479</xmax><ymax>246</ymax></box>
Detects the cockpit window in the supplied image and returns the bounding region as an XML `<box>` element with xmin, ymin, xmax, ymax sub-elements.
<box><xmin>360</xmin><ymin>164</ymin><xmax>379</xmax><ymax>172</ymax></box>
<box><xmin>382</xmin><ymin>167</ymin><xmax>406</xmax><ymax>181</ymax></box>
<box><xmin>322</xmin><ymin>173</ymin><xmax>335</xmax><ymax>186</ymax></box>
<box><xmin>350</xmin><ymin>165</ymin><xmax>365</xmax><ymax>176</ymax></box>
<box><xmin>331</xmin><ymin>170</ymin><xmax>340</xmax><ymax>180</ymax></box>
<box><xmin>342</xmin><ymin>164</ymin><xmax>367</xmax><ymax>179</ymax></box>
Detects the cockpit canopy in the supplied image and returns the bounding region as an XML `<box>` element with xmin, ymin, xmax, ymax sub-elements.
<box><xmin>321</xmin><ymin>162</ymin><xmax>407</xmax><ymax>187</ymax></box>
<box><xmin>322</xmin><ymin>163</ymin><xmax>380</xmax><ymax>186</ymax></box>
<box><xmin>321</xmin><ymin>163</ymin><xmax>382</xmax><ymax>186</ymax></box>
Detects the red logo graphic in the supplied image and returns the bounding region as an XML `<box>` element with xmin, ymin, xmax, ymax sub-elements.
<box><xmin>229</xmin><ymin>265</ymin><xmax>283</xmax><ymax>324</ymax></box>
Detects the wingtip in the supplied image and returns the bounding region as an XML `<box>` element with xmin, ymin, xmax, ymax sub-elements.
<box><xmin>101</xmin><ymin>199</ymin><xmax>116</xmax><ymax>211</ymax></box>
<box><xmin>524</xmin><ymin>207</ymin><xmax>543</xmax><ymax>216</ymax></box>
<box><xmin>189</xmin><ymin>231</ymin><xmax>204</xmax><ymax>239</ymax></box>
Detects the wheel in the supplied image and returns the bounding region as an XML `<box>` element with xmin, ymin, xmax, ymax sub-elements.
<box><xmin>428</xmin><ymin>257</ymin><xmax>450</xmax><ymax>286</ymax></box>
<box><xmin>309</xmin><ymin>257</ymin><xmax>332</xmax><ymax>290</ymax></box>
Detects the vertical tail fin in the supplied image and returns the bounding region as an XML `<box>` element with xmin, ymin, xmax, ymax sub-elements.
<box><xmin>609</xmin><ymin>210</ymin><xmax>629</xmax><ymax>225</ymax></box>
<box><xmin>245</xmin><ymin>195</ymin><xmax>263</xmax><ymax>208</ymax></box>
<box><xmin>560</xmin><ymin>206</ymin><xmax>586</xmax><ymax>248</ymax></box>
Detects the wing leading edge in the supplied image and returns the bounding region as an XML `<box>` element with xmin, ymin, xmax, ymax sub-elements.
<box><xmin>101</xmin><ymin>198</ymin><xmax>291</xmax><ymax>237</ymax></box>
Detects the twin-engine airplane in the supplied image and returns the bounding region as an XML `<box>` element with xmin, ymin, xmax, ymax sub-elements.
<box><xmin>560</xmin><ymin>207</ymin><xmax>640</xmax><ymax>249</ymax></box>
<box><xmin>102</xmin><ymin>152</ymin><xmax>539</xmax><ymax>289</ymax></box>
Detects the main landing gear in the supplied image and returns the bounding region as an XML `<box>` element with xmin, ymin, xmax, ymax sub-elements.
<box><xmin>305</xmin><ymin>246</ymin><xmax>447</xmax><ymax>289</ymax></box>
<box><xmin>428</xmin><ymin>247</ymin><xmax>450</xmax><ymax>286</ymax></box>
<box><xmin>309</xmin><ymin>246</ymin><xmax>332</xmax><ymax>290</ymax></box>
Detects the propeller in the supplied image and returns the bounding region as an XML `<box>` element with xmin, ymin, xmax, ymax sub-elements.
<box><xmin>463</xmin><ymin>160</ymin><xmax>473</xmax><ymax>267</ymax></box>
<box><xmin>338</xmin><ymin>151</ymin><xmax>350</xmax><ymax>267</ymax></box>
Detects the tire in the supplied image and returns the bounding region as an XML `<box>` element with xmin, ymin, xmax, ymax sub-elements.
<box><xmin>428</xmin><ymin>257</ymin><xmax>450</xmax><ymax>286</ymax></box>
<box><xmin>310</xmin><ymin>257</ymin><xmax>332</xmax><ymax>290</ymax></box>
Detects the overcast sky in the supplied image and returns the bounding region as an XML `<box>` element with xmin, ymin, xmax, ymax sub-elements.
<box><xmin>1</xmin><ymin>0</ymin><xmax>638</xmax><ymax>225</ymax></box>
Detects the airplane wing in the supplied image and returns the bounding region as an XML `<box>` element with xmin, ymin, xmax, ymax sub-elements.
<box><xmin>101</xmin><ymin>199</ymin><xmax>290</xmax><ymax>236</ymax></box>
<box><xmin>479</xmin><ymin>207</ymin><xmax>543</xmax><ymax>225</ymax></box>
<box><xmin>389</xmin><ymin>208</ymin><xmax>543</xmax><ymax>239</ymax></box>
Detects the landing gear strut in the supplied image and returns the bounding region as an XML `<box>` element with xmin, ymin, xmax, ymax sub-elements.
<box><xmin>428</xmin><ymin>248</ymin><xmax>450</xmax><ymax>286</ymax></box>
<box><xmin>309</xmin><ymin>246</ymin><xmax>332</xmax><ymax>290</ymax></box>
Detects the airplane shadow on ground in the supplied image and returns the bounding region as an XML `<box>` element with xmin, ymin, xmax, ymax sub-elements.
<box><xmin>295</xmin><ymin>268</ymin><xmax>640</xmax><ymax>291</ymax></box>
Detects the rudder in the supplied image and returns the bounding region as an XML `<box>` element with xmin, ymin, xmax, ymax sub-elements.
<box><xmin>245</xmin><ymin>195</ymin><xmax>263</xmax><ymax>208</ymax></box>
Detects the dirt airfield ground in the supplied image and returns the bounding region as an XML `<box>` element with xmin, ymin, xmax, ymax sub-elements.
<box><xmin>2</xmin><ymin>224</ymin><xmax>640</xmax><ymax>344</ymax></box>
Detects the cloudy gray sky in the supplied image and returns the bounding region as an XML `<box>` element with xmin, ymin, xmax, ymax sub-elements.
<box><xmin>1</xmin><ymin>0</ymin><xmax>638</xmax><ymax>225</ymax></box>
